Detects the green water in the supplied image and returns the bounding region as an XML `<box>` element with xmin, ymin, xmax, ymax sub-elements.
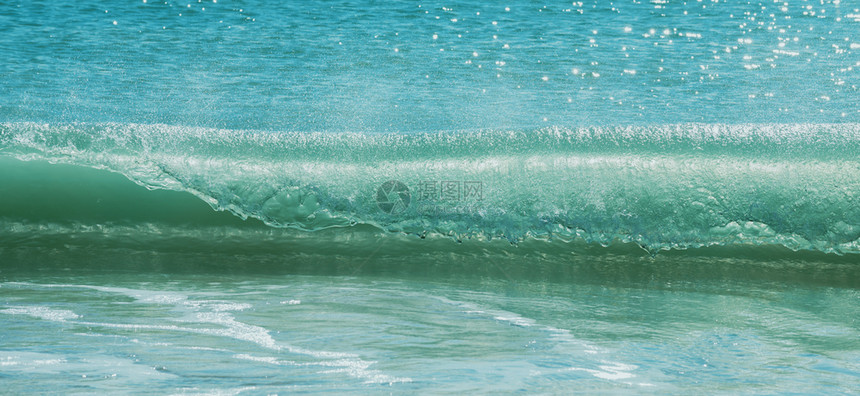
<box><xmin>2</xmin><ymin>155</ymin><xmax>859</xmax><ymax>393</ymax></box>
<box><xmin>3</xmin><ymin>248</ymin><xmax>859</xmax><ymax>394</ymax></box>
<box><xmin>3</xmin><ymin>0</ymin><xmax>860</xmax><ymax>393</ymax></box>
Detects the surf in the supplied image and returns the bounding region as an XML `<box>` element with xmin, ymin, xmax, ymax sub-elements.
<box><xmin>1</xmin><ymin>122</ymin><xmax>858</xmax><ymax>255</ymax></box>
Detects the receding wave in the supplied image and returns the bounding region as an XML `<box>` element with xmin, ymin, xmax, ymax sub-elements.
<box><xmin>1</xmin><ymin>122</ymin><xmax>858</xmax><ymax>255</ymax></box>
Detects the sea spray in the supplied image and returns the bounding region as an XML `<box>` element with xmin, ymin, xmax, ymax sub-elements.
<box><xmin>2</xmin><ymin>122</ymin><xmax>858</xmax><ymax>254</ymax></box>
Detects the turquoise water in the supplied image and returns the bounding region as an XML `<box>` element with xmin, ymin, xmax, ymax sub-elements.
<box><xmin>2</xmin><ymin>0</ymin><xmax>860</xmax><ymax>394</ymax></box>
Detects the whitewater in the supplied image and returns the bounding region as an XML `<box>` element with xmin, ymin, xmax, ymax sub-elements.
<box><xmin>2</xmin><ymin>122</ymin><xmax>858</xmax><ymax>254</ymax></box>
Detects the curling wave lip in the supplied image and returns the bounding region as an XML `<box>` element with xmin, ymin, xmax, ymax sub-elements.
<box><xmin>1</xmin><ymin>122</ymin><xmax>858</xmax><ymax>254</ymax></box>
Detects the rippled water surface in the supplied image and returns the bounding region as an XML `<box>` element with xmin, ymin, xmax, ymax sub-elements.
<box><xmin>2</xmin><ymin>0</ymin><xmax>858</xmax><ymax>130</ymax></box>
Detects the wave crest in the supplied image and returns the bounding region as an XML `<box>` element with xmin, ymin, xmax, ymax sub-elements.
<box><xmin>2</xmin><ymin>122</ymin><xmax>859</xmax><ymax>254</ymax></box>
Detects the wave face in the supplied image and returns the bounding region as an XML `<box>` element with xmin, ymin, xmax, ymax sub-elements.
<box><xmin>1</xmin><ymin>122</ymin><xmax>859</xmax><ymax>254</ymax></box>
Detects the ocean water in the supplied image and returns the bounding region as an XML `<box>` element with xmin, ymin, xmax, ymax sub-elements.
<box><xmin>1</xmin><ymin>0</ymin><xmax>859</xmax><ymax>394</ymax></box>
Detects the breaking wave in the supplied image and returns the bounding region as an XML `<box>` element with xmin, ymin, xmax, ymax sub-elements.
<box><xmin>1</xmin><ymin>122</ymin><xmax>858</xmax><ymax>254</ymax></box>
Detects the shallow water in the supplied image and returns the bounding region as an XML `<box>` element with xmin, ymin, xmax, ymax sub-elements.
<box><xmin>3</xmin><ymin>249</ymin><xmax>860</xmax><ymax>394</ymax></box>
